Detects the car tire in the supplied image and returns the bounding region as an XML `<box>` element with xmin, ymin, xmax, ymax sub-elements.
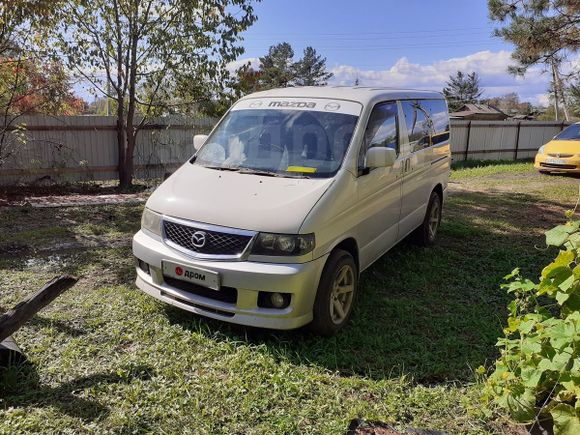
<box><xmin>310</xmin><ymin>249</ymin><xmax>358</xmax><ymax>336</ymax></box>
<box><xmin>410</xmin><ymin>190</ymin><xmax>442</xmax><ymax>247</ymax></box>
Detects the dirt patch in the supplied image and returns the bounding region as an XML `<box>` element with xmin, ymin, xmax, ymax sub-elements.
<box><xmin>0</xmin><ymin>183</ymin><xmax>151</xmax><ymax>207</ymax></box>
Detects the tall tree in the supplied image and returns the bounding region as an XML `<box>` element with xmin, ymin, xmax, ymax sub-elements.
<box><xmin>256</xmin><ymin>42</ymin><xmax>333</xmax><ymax>90</ymax></box>
<box><xmin>293</xmin><ymin>46</ymin><xmax>333</xmax><ymax>86</ymax></box>
<box><xmin>489</xmin><ymin>0</ymin><xmax>579</xmax><ymax>120</ymax></box>
<box><xmin>443</xmin><ymin>71</ymin><xmax>484</xmax><ymax>111</ymax></box>
<box><xmin>488</xmin><ymin>0</ymin><xmax>579</xmax><ymax>75</ymax></box>
<box><xmin>257</xmin><ymin>42</ymin><xmax>296</xmax><ymax>89</ymax></box>
<box><xmin>0</xmin><ymin>0</ymin><xmax>68</xmax><ymax>167</ymax></box>
<box><xmin>54</xmin><ymin>0</ymin><xmax>258</xmax><ymax>188</ymax></box>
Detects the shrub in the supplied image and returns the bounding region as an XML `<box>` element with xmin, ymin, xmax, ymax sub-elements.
<box><xmin>482</xmin><ymin>218</ymin><xmax>580</xmax><ymax>434</ymax></box>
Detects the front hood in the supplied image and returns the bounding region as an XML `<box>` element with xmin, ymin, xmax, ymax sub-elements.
<box><xmin>544</xmin><ymin>140</ymin><xmax>580</xmax><ymax>155</ymax></box>
<box><xmin>146</xmin><ymin>164</ymin><xmax>334</xmax><ymax>234</ymax></box>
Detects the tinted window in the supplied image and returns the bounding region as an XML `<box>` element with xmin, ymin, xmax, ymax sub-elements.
<box><xmin>555</xmin><ymin>124</ymin><xmax>580</xmax><ymax>140</ymax></box>
<box><xmin>359</xmin><ymin>102</ymin><xmax>398</xmax><ymax>168</ymax></box>
<box><xmin>402</xmin><ymin>99</ymin><xmax>449</xmax><ymax>151</ymax></box>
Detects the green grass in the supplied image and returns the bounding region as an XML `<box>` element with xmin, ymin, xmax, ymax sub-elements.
<box><xmin>450</xmin><ymin>160</ymin><xmax>535</xmax><ymax>180</ymax></box>
<box><xmin>0</xmin><ymin>164</ymin><xmax>577</xmax><ymax>433</ymax></box>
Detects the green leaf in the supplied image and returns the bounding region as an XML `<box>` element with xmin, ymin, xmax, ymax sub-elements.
<box><xmin>549</xmin><ymin>322</ymin><xmax>575</xmax><ymax>349</ymax></box>
<box><xmin>546</xmin><ymin>226</ymin><xmax>573</xmax><ymax>247</ymax></box>
<box><xmin>566</xmin><ymin>233</ymin><xmax>580</xmax><ymax>249</ymax></box>
<box><xmin>506</xmin><ymin>387</ymin><xmax>537</xmax><ymax>423</ymax></box>
<box><xmin>557</xmin><ymin>291</ymin><xmax>572</xmax><ymax>305</ymax></box>
<box><xmin>551</xmin><ymin>403</ymin><xmax>580</xmax><ymax>435</ymax></box>
<box><xmin>521</xmin><ymin>366</ymin><xmax>543</xmax><ymax>388</ymax></box>
<box><xmin>508</xmin><ymin>299</ymin><xmax>517</xmax><ymax>317</ymax></box>
<box><xmin>519</xmin><ymin>318</ymin><xmax>536</xmax><ymax>334</ymax></box>
<box><xmin>521</xmin><ymin>337</ymin><xmax>542</xmax><ymax>355</ymax></box>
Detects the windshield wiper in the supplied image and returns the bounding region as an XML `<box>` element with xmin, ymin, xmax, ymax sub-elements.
<box><xmin>238</xmin><ymin>168</ymin><xmax>283</xmax><ymax>177</ymax></box>
<box><xmin>203</xmin><ymin>165</ymin><xmax>241</xmax><ymax>172</ymax></box>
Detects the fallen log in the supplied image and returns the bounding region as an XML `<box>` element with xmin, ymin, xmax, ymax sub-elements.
<box><xmin>0</xmin><ymin>275</ymin><xmax>78</xmax><ymax>343</ymax></box>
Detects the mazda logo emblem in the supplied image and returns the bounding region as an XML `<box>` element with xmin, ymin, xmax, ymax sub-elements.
<box><xmin>191</xmin><ymin>231</ymin><xmax>207</xmax><ymax>248</ymax></box>
<box><xmin>324</xmin><ymin>102</ymin><xmax>340</xmax><ymax>111</ymax></box>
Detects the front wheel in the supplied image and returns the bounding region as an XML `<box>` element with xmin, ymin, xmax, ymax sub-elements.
<box><xmin>411</xmin><ymin>190</ymin><xmax>442</xmax><ymax>246</ymax></box>
<box><xmin>310</xmin><ymin>249</ymin><xmax>358</xmax><ymax>336</ymax></box>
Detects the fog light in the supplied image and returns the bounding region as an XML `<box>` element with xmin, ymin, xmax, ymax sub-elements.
<box><xmin>271</xmin><ymin>292</ymin><xmax>285</xmax><ymax>308</ymax></box>
<box><xmin>257</xmin><ymin>291</ymin><xmax>291</xmax><ymax>309</ymax></box>
<box><xmin>137</xmin><ymin>258</ymin><xmax>150</xmax><ymax>275</ymax></box>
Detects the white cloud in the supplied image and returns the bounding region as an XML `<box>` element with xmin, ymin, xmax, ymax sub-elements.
<box><xmin>329</xmin><ymin>50</ymin><xmax>556</xmax><ymax>105</ymax></box>
<box><xmin>226</xmin><ymin>57</ymin><xmax>260</xmax><ymax>73</ymax></box>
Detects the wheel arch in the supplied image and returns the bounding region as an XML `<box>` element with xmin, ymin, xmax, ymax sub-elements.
<box><xmin>433</xmin><ymin>183</ymin><xmax>443</xmax><ymax>200</ymax></box>
<box><xmin>330</xmin><ymin>237</ymin><xmax>359</xmax><ymax>274</ymax></box>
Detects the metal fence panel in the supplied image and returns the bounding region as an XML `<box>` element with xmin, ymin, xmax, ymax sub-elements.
<box><xmin>0</xmin><ymin>116</ymin><xmax>572</xmax><ymax>185</ymax></box>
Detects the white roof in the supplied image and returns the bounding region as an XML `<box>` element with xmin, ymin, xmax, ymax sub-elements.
<box><xmin>240</xmin><ymin>86</ymin><xmax>445</xmax><ymax>107</ymax></box>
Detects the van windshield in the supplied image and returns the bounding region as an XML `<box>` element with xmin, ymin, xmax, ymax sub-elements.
<box><xmin>193</xmin><ymin>101</ymin><xmax>360</xmax><ymax>178</ymax></box>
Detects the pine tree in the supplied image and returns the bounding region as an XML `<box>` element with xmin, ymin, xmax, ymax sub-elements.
<box><xmin>488</xmin><ymin>0</ymin><xmax>579</xmax><ymax>75</ymax></box>
<box><xmin>442</xmin><ymin>71</ymin><xmax>484</xmax><ymax>111</ymax></box>
<box><xmin>257</xmin><ymin>42</ymin><xmax>296</xmax><ymax>89</ymax></box>
<box><xmin>293</xmin><ymin>46</ymin><xmax>333</xmax><ymax>86</ymax></box>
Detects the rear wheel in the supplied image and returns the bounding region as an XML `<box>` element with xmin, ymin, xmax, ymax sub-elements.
<box><xmin>310</xmin><ymin>249</ymin><xmax>358</xmax><ymax>336</ymax></box>
<box><xmin>411</xmin><ymin>190</ymin><xmax>442</xmax><ymax>246</ymax></box>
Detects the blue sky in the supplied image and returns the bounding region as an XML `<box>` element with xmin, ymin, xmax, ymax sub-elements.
<box><xmin>228</xmin><ymin>0</ymin><xmax>577</xmax><ymax>105</ymax></box>
<box><xmin>76</xmin><ymin>1</ymin><xmax>576</xmax><ymax>106</ymax></box>
<box><xmin>241</xmin><ymin>0</ymin><xmax>508</xmax><ymax>68</ymax></box>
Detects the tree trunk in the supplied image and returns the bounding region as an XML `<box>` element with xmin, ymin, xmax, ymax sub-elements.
<box><xmin>123</xmin><ymin>21</ymin><xmax>139</xmax><ymax>189</ymax></box>
<box><xmin>124</xmin><ymin>124</ymin><xmax>135</xmax><ymax>188</ymax></box>
<box><xmin>117</xmin><ymin>96</ymin><xmax>129</xmax><ymax>189</ymax></box>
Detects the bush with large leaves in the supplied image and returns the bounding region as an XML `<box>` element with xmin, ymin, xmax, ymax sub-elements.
<box><xmin>483</xmin><ymin>218</ymin><xmax>580</xmax><ymax>434</ymax></box>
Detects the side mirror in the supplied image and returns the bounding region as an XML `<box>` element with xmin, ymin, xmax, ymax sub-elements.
<box><xmin>194</xmin><ymin>134</ymin><xmax>208</xmax><ymax>150</ymax></box>
<box><xmin>366</xmin><ymin>147</ymin><xmax>396</xmax><ymax>168</ymax></box>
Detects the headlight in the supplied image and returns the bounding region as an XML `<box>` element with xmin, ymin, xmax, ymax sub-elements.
<box><xmin>251</xmin><ymin>233</ymin><xmax>315</xmax><ymax>256</ymax></box>
<box><xmin>141</xmin><ymin>208</ymin><xmax>162</xmax><ymax>235</ymax></box>
<box><xmin>538</xmin><ymin>145</ymin><xmax>545</xmax><ymax>155</ymax></box>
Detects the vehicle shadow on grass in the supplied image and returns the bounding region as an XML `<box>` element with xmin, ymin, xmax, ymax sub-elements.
<box><xmin>165</xmin><ymin>189</ymin><xmax>565</xmax><ymax>383</ymax></box>
<box><xmin>0</xmin><ymin>361</ymin><xmax>154</xmax><ymax>422</ymax></box>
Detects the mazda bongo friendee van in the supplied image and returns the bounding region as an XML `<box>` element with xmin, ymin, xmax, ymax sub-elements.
<box><xmin>133</xmin><ymin>87</ymin><xmax>451</xmax><ymax>335</ymax></box>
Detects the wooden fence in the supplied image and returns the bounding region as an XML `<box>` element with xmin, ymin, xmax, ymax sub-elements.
<box><xmin>0</xmin><ymin>117</ymin><xmax>571</xmax><ymax>185</ymax></box>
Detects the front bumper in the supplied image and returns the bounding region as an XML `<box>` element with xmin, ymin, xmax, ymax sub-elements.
<box><xmin>535</xmin><ymin>154</ymin><xmax>580</xmax><ymax>173</ymax></box>
<box><xmin>132</xmin><ymin>230</ymin><xmax>328</xmax><ymax>329</ymax></box>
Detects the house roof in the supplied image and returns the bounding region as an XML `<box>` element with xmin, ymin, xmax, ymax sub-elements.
<box><xmin>451</xmin><ymin>103</ymin><xmax>507</xmax><ymax>117</ymax></box>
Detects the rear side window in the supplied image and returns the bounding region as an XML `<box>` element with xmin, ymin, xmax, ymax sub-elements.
<box><xmin>359</xmin><ymin>102</ymin><xmax>398</xmax><ymax>168</ymax></box>
<box><xmin>402</xmin><ymin>99</ymin><xmax>449</xmax><ymax>151</ymax></box>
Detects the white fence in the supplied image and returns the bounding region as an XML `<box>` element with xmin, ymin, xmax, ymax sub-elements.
<box><xmin>0</xmin><ymin>117</ymin><xmax>571</xmax><ymax>185</ymax></box>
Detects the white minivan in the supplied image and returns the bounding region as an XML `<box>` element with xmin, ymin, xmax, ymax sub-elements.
<box><xmin>133</xmin><ymin>87</ymin><xmax>450</xmax><ymax>335</ymax></box>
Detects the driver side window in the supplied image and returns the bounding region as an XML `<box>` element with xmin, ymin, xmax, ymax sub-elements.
<box><xmin>359</xmin><ymin>102</ymin><xmax>398</xmax><ymax>169</ymax></box>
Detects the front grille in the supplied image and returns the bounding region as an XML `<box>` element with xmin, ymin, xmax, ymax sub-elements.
<box><xmin>548</xmin><ymin>153</ymin><xmax>573</xmax><ymax>158</ymax></box>
<box><xmin>540</xmin><ymin>163</ymin><xmax>576</xmax><ymax>169</ymax></box>
<box><xmin>163</xmin><ymin>220</ymin><xmax>252</xmax><ymax>256</ymax></box>
<box><xmin>164</xmin><ymin>276</ymin><xmax>237</xmax><ymax>303</ymax></box>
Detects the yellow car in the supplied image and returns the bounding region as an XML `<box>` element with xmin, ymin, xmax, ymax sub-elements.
<box><xmin>535</xmin><ymin>122</ymin><xmax>580</xmax><ymax>174</ymax></box>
